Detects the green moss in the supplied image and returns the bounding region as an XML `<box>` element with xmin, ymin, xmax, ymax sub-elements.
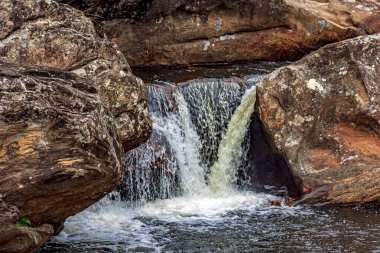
<box><xmin>16</xmin><ymin>217</ymin><xmax>32</xmax><ymax>227</ymax></box>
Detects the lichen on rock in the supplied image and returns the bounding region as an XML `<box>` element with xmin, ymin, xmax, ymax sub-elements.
<box><xmin>0</xmin><ymin>0</ymin><xmax>152</xmax><ymax>150</ymax></box>
<box><xmin>258</xmin><ymin>34</ymin><xmax>380</xmax><ymax>205</ymax></box>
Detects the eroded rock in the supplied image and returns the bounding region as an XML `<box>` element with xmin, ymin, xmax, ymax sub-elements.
<box><xmin>61</xmin><ymin>0</ymin><xmax>379</xmax><ymax>66</ymax></box>
<box><xmin>0</xmin><ymin>61</ymin><xmax>125</xmax><ymax>223</ymax></box>
<box><xmin>258</xmin><ymin>34</ymin><xmax>380</xmax><ymax>205</ymax></box>
<box><xmin>0</xmin><ymin>0</ymin><xmax>151</xmax><ymax>149</ymax></box>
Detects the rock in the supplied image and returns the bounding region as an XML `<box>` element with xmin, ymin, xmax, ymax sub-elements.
<box><xmin>0</xmin><ymin>0</ymin><xmax>151</xmax><ymax>150</ymax></box>
<box><xmin>0</xmin><ymin>61</ymin><xmax>125</xmax><ymax>224</ymax></box>
<box><xmin>61</xmin><ymin>0</ymin><xmax>379</xmax><ymax>66</ymax></box>
<box><xmin>245</xmin><ymin>110</ymin><xmax>301</xmax><ymax>198</ymax></box>
<box><xmin>0</xmin><ymin>197</ymin><xmax>53</xmax><ymax>253</ymax></box>
<box><xmin>257</xmin><ymin>34</ymin><xmax>380</xmax><ymax>205</ymax></box>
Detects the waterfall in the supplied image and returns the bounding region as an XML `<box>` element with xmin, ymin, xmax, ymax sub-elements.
<box><xmin>121</xmin><ymin>86</ymin><xmax>180</xmax><ymax>204</ymax></box>
<box><xmin>179</xmin><ymin>79</ymin><xmax>243</xmax><ymax>168</ymax></box>
<box><xmin>208</xmin><ymin>86</ymin><xmax>257</xmax><ymax>193</ymax></box>
<box><xmin>175</xmin><ymin>92</ymin><xmax>207</xmax><ymax>196</ymax></box>
<box><xmin>122</xmin><ymin>79</ymin><xmax>259</xmax><ymax>202</ymax></box>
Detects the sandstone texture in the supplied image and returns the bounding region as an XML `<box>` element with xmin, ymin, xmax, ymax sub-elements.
<box><xmin>258</xmin><ymin>34</ymin><xmax>380</xmax><ymax>205</ymax></box>
<box><xmin>0</xmin><ymin>61</ymin><xmax>126</xmax><ymax>252</ymax></box>
<box><xmin>0</xmin><ymin>0</ymin><xmax>151</xmax><ymax>149</ymax></box>
<box><xmin>0</xmin><ymin>197</ymin><xmax>53</xmax><ymax>253</ymax></box>
<box><xmin>0</xmin><ymin>0</ymin><xmax>152</xmax><ymax>252</ymax></box>
<box><xmin>61</xmin><ymin>0</ymin><xmax>380</xmax><ymax>66</ymax></box>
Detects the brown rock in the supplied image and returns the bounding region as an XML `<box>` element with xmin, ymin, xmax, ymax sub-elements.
<box><xmin>0</xmin><ymin>197</ymin><xmax>53</xmax><ymax>253</ymax></box>
<box><xmin>0</xmin><ymin>0</ymin><xmax>151</xmax><ymax>149</ymax></box>
<box><xmin>257</xmin><ymin>34</ymin><xmax>380</xmax><ymax>205</ymax></box>
<box><xmin>0</xmin><ymin>1</ymin><xmax>152</xmax><ymax>251</ymax></box>
<box><xmin>0</xmin><ymin>61</ymin><xmax>125</xmax><ymax>224</ymax></box>
<box><xmin>64</xmin><ymin>0</ymin><xmax>380</xmax><ymax>66</ymax></box>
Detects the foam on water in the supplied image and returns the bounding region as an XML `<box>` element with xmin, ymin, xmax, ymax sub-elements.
<box><xmin>49</xmin><ymin>189</ymin><xmax>316</xmax><ymax>253</ymax></box>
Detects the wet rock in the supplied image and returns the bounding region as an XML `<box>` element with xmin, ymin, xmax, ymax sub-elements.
<box><xmin>244</xmin><ymin>110</ymin><xmax>301</xmax><ymax>198</ymax></box>
<box><xmin>257</xmin><ymin>34</ymin><xmax>380</xmax><ymax>205</ymax></box>
<box><xmin>62</xmin><ymin>0</ymin><xmax>379</xmax><ymax>66</ymax></box>
<box><xmin>0</xmin><ymin>61</ymin><xmax>125</xmax><ymax>252</ymax></box>
<box><xmin>0</xmin><ymin>0</ymin><xmax>151</xmax><ymax>150</ymax></box>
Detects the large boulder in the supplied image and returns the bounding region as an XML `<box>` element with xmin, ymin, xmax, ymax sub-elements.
<box><xmin>0</xmin><ymin>61</ymin><xmax>125</xmax><ymax>251</ymax></box>
<box><xmin>257</xmin><ymin>34</ymin><xmax>380</xmax><ymax>205</ymax></box>
<box><xmin>0</xmin><ymin>61</ymin><xmax>126</xmax><ymax>222</ymax></box>
<box><xmin>61</xmin><ymin>0</ymin><xmax>379</xmax><ymax>66</ymax></box>
<box><xmin>0</xmin><ymin>0</ymin><xmax>151</xmax><ymax>149</ymax></box>
<box><xmin>0</xmin><ymin>0</ymin><xmax>152</xmax><ymax>251</ymax></box>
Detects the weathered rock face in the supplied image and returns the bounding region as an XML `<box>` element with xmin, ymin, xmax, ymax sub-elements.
<box><xmin>0</xmin><ymin>0</ymin><xmax>152</xmax><ymax>251</ymax></box>
<box><xmin>0</xmin><ymin>0</ymin><xmax>151</xmax><ymax>149</ymax></box>
<box><xmin>0</xmin><ymin>197</ymin><xmax>53</xmax><ymax>253</ymax></box>
<box><xmin>258</xmin><ymin>34</ymin><xmax>380</xmax><ymax>205</ymax></box>
<box><xmin>61</xmin><ymin>0</ymin><xmax>380</xmax><ymax>66</ymax></box>
<box><xmin>0</xmin><ymin>61</ymin><xmax>125</xmax><ymax>251</ymax></box>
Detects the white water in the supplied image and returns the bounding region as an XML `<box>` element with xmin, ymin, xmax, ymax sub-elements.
<box><xmin>208</xmin><ymin>86</ymin><xmax>257</xmax><ymax>193</ymax></box>
<box><xmin>48</xmin><ymin>83</ymin><xmax>279</xmax><ymax>252</ymax></box>
<box><xmin>174</xmin><ymin>92</ymin><xmax>207</xmax><ymax>196</ymax></box>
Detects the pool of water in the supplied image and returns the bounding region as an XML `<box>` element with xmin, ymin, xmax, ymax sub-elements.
<box><xmin>40</xmin><ymin>192</ymin><xmax>380</xmax><ymax>253</ymax></box>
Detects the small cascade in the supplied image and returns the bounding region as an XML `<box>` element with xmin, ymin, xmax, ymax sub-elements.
<box><xmin>179</xmin><ymin>79</ymin><xmax>243</xmax><ymax>168</ymax></box>
<box><xmin>122</xmin><ymin>84</ymin><xmax>208</xmax><ymax>203</ymax></box>
<box><xmin>122</xmin><ymin>78</ymin><xmax>260</xmax><ymax>202</ymax></box>
<box><xmin>121</xmin><ymin>86</ymin><xmax>181</xmax><ymax>203</ymax></box>
<box><xmin>44</xmin><ymin>63</ymin><xmax>339</xmax><ymax>253</ymax></box>
<box><xmin>208</xmin><ymin>86</ymin><xmax>257</xmax><ymax>193</ymax></box>
<box><xmin>175</xmin><ymin>92</ymin><xmax>207</xmax><ymax>196</ymax></box>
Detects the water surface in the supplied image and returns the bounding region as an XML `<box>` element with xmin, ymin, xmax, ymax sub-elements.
<box><xmin>41</xmin><ymin>194</ymin><xmax>380</xmax><ymax>253</ymax></box>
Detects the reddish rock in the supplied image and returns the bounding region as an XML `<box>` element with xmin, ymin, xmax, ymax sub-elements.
<box><xmin>64</xmin><ymin>0</ymin><xmax>380</xmax><ymax>66</ymax></box>
<box><xmin>257</xmin><ymin>34</ymin><xmax>380</xmax><ymax>205</ymax></box>
<box><xmin>0</xmin><ymin>0</ymin><xmax>152</xmax><ymax>252</ymax></box>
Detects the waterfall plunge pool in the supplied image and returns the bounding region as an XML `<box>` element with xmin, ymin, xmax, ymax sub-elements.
<box><xmin>40</xmin><ymin>195</ymin><xmax>380</xmax><ymax>252</ymax></box>
<box><xmin>41</xmin><ymin>62</ymin><xmax>380</xmax><ymax>253</ymax></box>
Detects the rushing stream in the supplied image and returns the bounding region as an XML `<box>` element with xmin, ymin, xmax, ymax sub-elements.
<box><xmin>41</xmin><ymin>63</ymin><xmax>380</xmax><ymax>253</ymax></box>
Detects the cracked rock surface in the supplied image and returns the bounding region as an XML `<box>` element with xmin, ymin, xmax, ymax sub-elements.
<box><xmin>0</xmin><ymin>0</ymin><xmax>151</xmax><ymax>149</ymax></box>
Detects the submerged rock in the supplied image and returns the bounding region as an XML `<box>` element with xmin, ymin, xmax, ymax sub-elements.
<box><xmin>62</xmin><ymin>0</ymin><xmax>379</xmax><ymax>66</ymax></box>
<box><xmin>0</xmin><ymin>61</ymin><xmax>125</xmax><ymax>250</ymax></box>
<box><xmin>258</xmin><ymin>34</ymin><xmax>380</xmax><ymax>205</ymax></box>
<box><xmin>0</xmin><ymin>0</ymin><xmax>151</xmax><ymax>150</ymax></box>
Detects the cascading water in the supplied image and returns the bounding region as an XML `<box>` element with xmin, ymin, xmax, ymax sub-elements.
<box><xmin>121</xmin><ymin>78</ymin><xmax>250</xmax><ymax>202</ymax></box>
<box><xmin>208</xmin><ymin>86</ymin><xmax>257</xmax><ymax>193</ymax></box>
<box><xmin>174</xmin><ymin>92</ymin><xmax>207</xmax><ymax>196</ymax></box>
<box><xmin>41</xmin><ymin>64</ymin><xmax>380</xmax><ymax>253</ymax></box>
<box><xmin>179</xmin><ymin>79</ymin><xmax>243</xmax><ymax>168</ymax></box>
